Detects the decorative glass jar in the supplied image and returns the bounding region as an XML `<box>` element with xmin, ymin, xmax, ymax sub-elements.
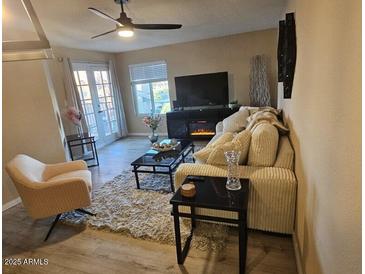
<box><xmin>224</xmin><ymin>150</ymin><xmax>241</xmax><ymax>191</ymax></box>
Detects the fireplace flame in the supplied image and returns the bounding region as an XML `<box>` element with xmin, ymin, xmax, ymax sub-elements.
<box><xmin>190</xmin><ymin>129</ymin><xmax>215</xmax><ymax>136</ymax></box>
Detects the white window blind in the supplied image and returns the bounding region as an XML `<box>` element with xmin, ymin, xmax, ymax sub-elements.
<box><xmin>129</xmin><ymin>61</ymin><xmax>167</xmax><ymax>82</ymax></box>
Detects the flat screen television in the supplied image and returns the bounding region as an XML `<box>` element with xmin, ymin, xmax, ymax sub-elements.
<box><xmin>175</xmin><ymin>72</ymin><xmax>228</xmax><ymax>108</ymax></box>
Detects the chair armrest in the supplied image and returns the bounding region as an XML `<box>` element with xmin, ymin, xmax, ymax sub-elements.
<box><xmin>43</xmin><ymin>160</ymin><xmax>88</xmax><ymax>180</ymax></box>
<box><xmin>19</xmin><ymin>178</ymin><xmax>91</xmax><ymax>219</ymax></box>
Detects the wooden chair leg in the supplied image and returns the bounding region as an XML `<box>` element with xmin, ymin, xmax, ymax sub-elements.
<box><xmin>44</xmin><ymin>214</ymin><xmax>61</xmax><ymax>242</ymax></box>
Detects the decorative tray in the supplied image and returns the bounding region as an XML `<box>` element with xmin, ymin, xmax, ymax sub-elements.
<box><xmin>152</xmin><ymin>142</ymin><xmax>180</xmax><ymax>152</ymax></box>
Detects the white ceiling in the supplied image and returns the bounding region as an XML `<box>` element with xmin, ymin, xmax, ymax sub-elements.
<box><xmin>26</xmin><ymin>0</ymin><xmax>285</xmax><ymax>53</ymax></box>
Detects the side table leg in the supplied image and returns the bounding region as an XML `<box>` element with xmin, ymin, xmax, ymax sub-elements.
<box><xmin>191</xmin><ymin>206</ymin><xmax>196</xmax><ymax>229</ymax></box>
<box><xmin>173</xmin><ymin>205</ymin><xmax>183</xmax><ymax>264</ymax></box>
<box><xmin>94</xmin><ymin>141</ymin><xmax>99</xmax><ymax>166</ymax></box>
<box><xmin>239</xmin><ymin>211</ymin><xmax>247</xmax><ymax>274</ymax></box>
<box><xmin>169</xmin><ymin>167</ymin><xmax>175</xmax><ymax>192</ymax></box>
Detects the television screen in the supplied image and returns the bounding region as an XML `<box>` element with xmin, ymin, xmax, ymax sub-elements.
<box><xmin>175</xmin><ymin>72</ymin><xmax>228</xmax><ymax>107</ymax></box>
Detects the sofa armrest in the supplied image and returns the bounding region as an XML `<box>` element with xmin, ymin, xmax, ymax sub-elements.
<box><xmin>43</xmin><ymin>160</ymin><xmax>88</xmax><ymax>180</ymax></box>
<box><xmin>18</xmin><ymin>178</ymin><xmax>91</xmax><ymax>219</ymax></box>
<box><xmin>215</xmin><ymin>121</ymin><xmax>223</xmax><ymax>133</ymax></box>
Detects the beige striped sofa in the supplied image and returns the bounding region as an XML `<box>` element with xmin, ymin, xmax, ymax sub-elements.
<box><xmin>174</xmin><ymin>127</ymin><xmax>297</xmax><ymax>234</ymax></box>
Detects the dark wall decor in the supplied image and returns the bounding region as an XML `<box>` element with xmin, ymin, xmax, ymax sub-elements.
<box><xmin>277</xmin><ymin>12</ymin><xmax>297</xmax><ymax>99</ymax></box>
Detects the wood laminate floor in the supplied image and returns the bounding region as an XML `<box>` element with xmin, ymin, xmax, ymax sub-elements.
<box><xmin>3</xmin><ymin>137</ymin><xmax>297</xmax><ymax>274</ymax></box>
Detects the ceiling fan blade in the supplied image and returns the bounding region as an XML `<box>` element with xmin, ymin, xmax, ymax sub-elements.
<box><xmin>133</xmin><ymin>24</ymin><xmax>182</xmax><ymax>30</ymax></box>
<box><xmin>91</xmin><ymin>29</ymin><xmax>116</xmax><ymax>39</ymax></box>
<box><xmin>88</xmin><ymin>7</ymin><xmax>122</xmax><ymax>26</ymax></box>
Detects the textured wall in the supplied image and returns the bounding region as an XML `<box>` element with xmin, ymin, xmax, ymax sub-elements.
<box><xmin>115</xmin><ymin>29</ymin><xmax>278</xmax><ymax>134</ymax></box>
<box><xmin>279</xmin><ymin>0</ymin><xmax>361</xmax><ymax>273</ymax></box>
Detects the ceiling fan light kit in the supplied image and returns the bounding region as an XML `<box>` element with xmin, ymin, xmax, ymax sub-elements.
<box><xmin>118</xmin><ymin>27</ymin><xmax>134</xmax><ymax>37</ymax></box>
<box><xmin>89</xmin><ymin>0</ymin><xmax>182</xmax><ymax>39</ymax></box>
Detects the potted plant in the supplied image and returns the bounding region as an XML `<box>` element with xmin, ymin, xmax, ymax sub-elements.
<box><xmin>143</xmin><ymin>114</ymin><xmax>161</xmax><ymax>143</ymax></box>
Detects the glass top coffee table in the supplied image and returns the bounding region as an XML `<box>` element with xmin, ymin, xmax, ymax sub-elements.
<box><xmin>131</xmin><ymin>139</ymin><xmax>194</xmax><ymax>192</ymax></box>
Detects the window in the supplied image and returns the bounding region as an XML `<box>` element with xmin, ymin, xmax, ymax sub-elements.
<box><xmin>129</xmin><ymin>61</ymin><xmax>171</xmax><ymax>115</ymax></box>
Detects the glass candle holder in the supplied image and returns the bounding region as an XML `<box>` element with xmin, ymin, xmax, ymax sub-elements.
<box><xmin>224</xmin><ymin>150</ymin><xmax>241</xmax><ymax>191</ymax></box>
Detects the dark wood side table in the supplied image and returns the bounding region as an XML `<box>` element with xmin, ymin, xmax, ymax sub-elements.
<box><xmin>170</xmin><ymin>176</ymin><xmax>250</xmax><ymax>274</ymax></box>
<box><xmin>66</xmin><ymin>133</ymin><xmax>99</xmax><ymax>167</ymax></box>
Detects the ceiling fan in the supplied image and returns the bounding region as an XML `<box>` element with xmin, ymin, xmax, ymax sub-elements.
<box><xmin>88</xmin><ymin>0</ymin><xmax>182</xmax><ymax>39</ymax></box>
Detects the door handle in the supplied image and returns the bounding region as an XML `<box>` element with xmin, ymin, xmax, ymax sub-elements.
<box><xmin>98</xmin><ymin>110</ymin><xmax>104</xmax><ymax>113</ymax></box>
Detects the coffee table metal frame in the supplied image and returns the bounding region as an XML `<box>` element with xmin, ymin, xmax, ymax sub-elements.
<box><xmin>170</xmin><ymin>177</ymin><xmax>249</xmax><ymax>274</ymax></box>
<box><xmin>131</xmin><ymin>141</ymin><xmax>194</xmax><ymax>192</ymax></box>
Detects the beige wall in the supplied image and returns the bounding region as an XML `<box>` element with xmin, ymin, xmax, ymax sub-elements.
<box><xmin>3</xmin><ymin>60</ymin><xmax>67</xmax><ymax>205</ymax></box>
<box><xmin>2</xmin><ymin>47</ymin><xmax>115</xmax><ymax>206</ymax></box>
<box><xmin>48</xmin><ymin>46</ymin><xmax>115</xmax><ymax>135</ymax></box>
<box><xmin>115</xmin><ymin>29</ymin><xmax>278</xmax><ymax>134</ymax></box>
<box><xmin>279</xmin><ymin>0</ymin><xmax>361</xmax><ymax>273</ymax></box>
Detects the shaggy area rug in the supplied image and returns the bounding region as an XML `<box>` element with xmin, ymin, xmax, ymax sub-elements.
<box><xmin>61</xmin><ymin>169</ymin><xmax>230</xmax><ymax>251</ymax></box>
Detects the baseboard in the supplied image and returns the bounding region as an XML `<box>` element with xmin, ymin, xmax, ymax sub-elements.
<box><xmin>128</xmin><ymin>132</ymin><xmax>168</xmax><ymax>137</ymax></box>
<box><xmin>293</xmin><ymin>232</ymin><xmax>304</xmax><ymax>274</ymax></box>
<box><xmin>3</xmin><ymin>197</ymin><xmax>21</xmax><ymax>212</ymax></box>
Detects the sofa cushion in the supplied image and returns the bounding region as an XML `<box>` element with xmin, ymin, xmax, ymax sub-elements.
<box><xmin>206</xmin><ymin>130</ymin><xmax>251</xmax><ymax>165</ymax></box>
<box><xmin>274</xmin><ymin>136</ymin><xmax>294</xmax><ymax>170</ymax></box>
<box><xmin>247</xmin><ymin>123</ymin><xmax>279</xmax><ymax>167</ymax></box>
<box><xmin>47</xmin><ymin>170</ymin><xmax>92</xmax><ymax>192</ymax></box>
<box><xmin>193</xmin><ymin>132</ymin><xmax>234</xmax><ymax>163</ymax></box>
<box><xmin>222</xmin><ymin>108</ymin><xmax>249</xmax><ymax>133</ymax></box>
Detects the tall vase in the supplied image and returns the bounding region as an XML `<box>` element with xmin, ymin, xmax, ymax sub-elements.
<box><xmin>148</xmin><ymin>129</ymin><xmax>159</xmax><ymax>143</ymax></box>
<box><xmin>224</xmin><ymin>150</ymin><xmax>241</xmax><ymax>190</ymax></box>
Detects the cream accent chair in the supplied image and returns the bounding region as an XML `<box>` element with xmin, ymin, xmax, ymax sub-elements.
<box><xmin>5</xmin><ymin>154</ymin><xmax>94</xmax><ymax>241</ymax></box>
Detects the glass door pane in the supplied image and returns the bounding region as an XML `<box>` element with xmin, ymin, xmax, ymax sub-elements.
<box><xmin>93</xmin><ymin>70</ymin><xmax>119</xmax><ymax>136</ymax></box>
<box><xmin>73</xmin><ymin>70</ymin><xmax>99</xmax><ymax>139</ymax></box>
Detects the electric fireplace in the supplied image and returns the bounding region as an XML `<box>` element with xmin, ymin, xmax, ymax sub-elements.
<box><xmin>188</xmin><ymin>120</ymin><xmax>215</xmax><ymax>138</ymax></box>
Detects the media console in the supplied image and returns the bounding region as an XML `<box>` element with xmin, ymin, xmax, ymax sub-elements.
<box><xmin>166</xmin><ymin>107</ymin><xmax>238</xmax><ymax>140</ymax></box>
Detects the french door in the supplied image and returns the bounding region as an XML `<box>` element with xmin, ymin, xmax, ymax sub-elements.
<box><xmin>72</xmin><ymin>62</ymin><xmax>120</xmax><ymax>146</ymax></box>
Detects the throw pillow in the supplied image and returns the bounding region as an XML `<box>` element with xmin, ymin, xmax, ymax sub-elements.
<box><xmin>193</xmin><ymin>147</ymin><xmax>213</xmax><ymax>163</ymax></box>
<box><xmin>193</xmin><ymin>132</ymin><xmax>234</xmax><ymax>163</ymax></box>
<box><xmin>208</xmin><ymin>132</ymin><xmax>235</xmax><ymax>148</ymax></box>
<box><xmin>239</xmin><ymin>106</ymin><xmax>260</xmax><ymax>115</ymax></box>
<box><xmin>206</xmin><ymin>130</ymin><xmax>252</xmax><ymax>166</ymax></box>
<box><xmin>222</xmin><ymin>108</ymin><xmax>250</xmax><ymax>133</ymax></box>
<box><xmin>247</xmin><ymin>123</ymin><xmax>279</xmax><ymax>167</ymax></box>
<box><xmin>233</xmin><ymin>130</ymin><xmax>252</xmax><ymax>164</ymax></box>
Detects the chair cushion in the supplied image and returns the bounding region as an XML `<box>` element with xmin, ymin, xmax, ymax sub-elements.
<box><xmin>222</xmin><ymin>108</ymin><xmax>250</xmax><ymax>133</ymax></box>
<box><xmin>247</xmin><ymin>123</ymin><xmax>279</xmax><ymax>167</ymax></box>
<box><xmin>47</xmin><ymin>170</ymin><xmax>92</xmax><ymax>192</ymax></box>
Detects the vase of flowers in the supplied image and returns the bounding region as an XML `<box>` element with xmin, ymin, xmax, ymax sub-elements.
<box><xmin>143</xmin><ymin>114</ymin><xmax>161</xmax><ymax>143</ymax></box>
<box><xmin>64</xmin><ymin>106</ymin><xmax>83</xmax><ymax>137</ymax></box>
